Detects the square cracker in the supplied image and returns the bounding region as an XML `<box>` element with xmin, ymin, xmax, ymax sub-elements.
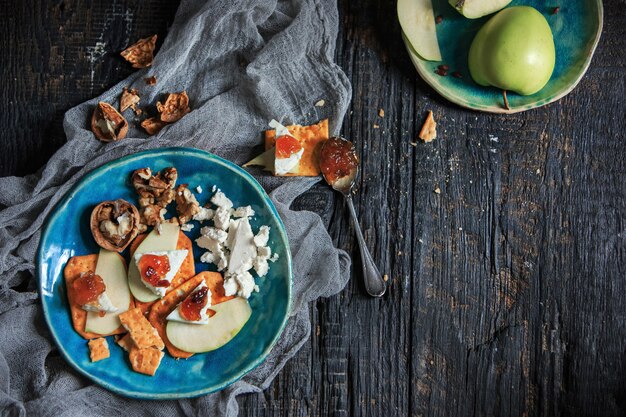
<box><xmin>64</xmin><ymin>254</ymin><xmax>131</xmax><ymax>339</ymax></box>
<box><xmin>129</xmin><ymin>347</ymin><xmax>164</xmax><ymax>376</ymax></box>
<box><xmin>119</xmin><ymin>307</ymin><xmax>164</xmax><ymax>350</ymax></box>
<box><xmin>88</xmin><ymin>337</ymin><xmax>110</xmax><ymax>362</ymax></box>
<box><xmin>115</xmin><ymin>333</ymin><xmax>135</xmax><ymax>352</ymax></box>
<box><xmin>264</xmin><ymin>119</ymin><xmax>329</xmax><ymax>176</ymax></box>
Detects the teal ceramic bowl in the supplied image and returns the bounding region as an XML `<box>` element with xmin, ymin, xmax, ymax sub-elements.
<box><xmin>403</xmin><ymin>0</ymin><xmax>603</xmax><ymax>113</ymax></box>
<box><xmin>38</xmin><ymin>147</ymin><xmax>292</xmax><ymax>399</ymax></box>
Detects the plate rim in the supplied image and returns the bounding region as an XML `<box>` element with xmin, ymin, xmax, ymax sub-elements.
<box><xmin>403</xmin><ymin>0</ymin><xmax>604</xmax><ymax>114</ymax></box>
<box><xmin>37</xmin><ymin>146</ymin><xmax>293</xmax><ymax>399</ymax></box>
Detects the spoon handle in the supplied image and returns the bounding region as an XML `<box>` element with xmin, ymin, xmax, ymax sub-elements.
<box><xmin>345</xmin><ymin>194</ymin><xmax>386</xmax><ymax>297</ymax></box>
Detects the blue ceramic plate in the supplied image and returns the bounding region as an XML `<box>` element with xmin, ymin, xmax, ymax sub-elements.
<box><xmin>403</xmin><ymin>0</ymin><xmax>603</xmax><ymax>113</ymax></box>
<box><xmin>38</xmin><ymin>147</ymin><xmax>292</xmax><ymax>399</ymax></box>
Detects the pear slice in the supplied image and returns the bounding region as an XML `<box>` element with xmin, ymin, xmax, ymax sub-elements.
<box><xmin>398</xmin><ymin>0</ymin><xmax>442</xmax><ymax>61</ymax></box>
<box><xmin>166</xmin><ymin>297</ymin><xmax>252</xmax><ymax>353</ymax></box>
<box><xmin>448</xmin><ymin>0</ymin><xmax>512</xmax><ymax>19</ymax></box>
<box><xmin>84</xmin><ymin>249</ymin><xmax>132</xmax><ymax>334</ymax></box>
<box><xmin>128</xmin><ymin>222</ymin><xmax>180</xmax><ymax>302</ymax></box>
<box><xmin>243</xmin><ymin>148</ymin><xmax>274</xmax><ymax>172</ymax></box>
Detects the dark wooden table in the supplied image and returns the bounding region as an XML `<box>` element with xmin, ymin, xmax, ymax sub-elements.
<box><xmin>2</xmin><ymin>1</ymin><xmax>625</xmax><ymax>415</ymax></box>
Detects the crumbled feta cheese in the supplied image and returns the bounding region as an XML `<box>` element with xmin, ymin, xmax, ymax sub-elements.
<box><xmin>211</xmin><ymin>191</ymin><xmax>233</xmax><ymax>209</ymax></box>
<box><xmin>232</xmin><ymin>206</ymin><xmax>255</xmax><ymax>218</ymax></box>
<box><xmin>223</xmin><ymin>276</ymin><xmax>238</xmax><ymax>297</ymax></box>
<box><xmin>253</xmin><ymin>226</ymin><xmax>270</xmax><ymax>247</ymax></box>
<box><xmin>193</xmin><ymin>206</ymin><xmax>214</xmax><ymax>222</ymax></box>
<box><xmin>200</xmin><ymin>226</ymin><xmax>228</xmax><ymax>243</ymax></box>
<box><xmin>200</xmin><ymin>251</ymin><xmax>216</xmax><ymax>264</ymax></box>
<box><xmin>257</xmin><ymin>246</ymin><xmax>271</xmax><ymax>259</ymax></box>
<box><xmin>180</xmin><ymin>223</ymin><xmax>194</xmax><ymax>232</ymax></box>
<box><xmin>212</xmin><ymin>185</ymin><xmax>217</xmax><ymax>192</ymax></box>
<box><xmin>213</xmin><ymin>207</ymin><xmax>232</xmax><ymax>230</ymax></box>
<box><xmin>253</xmin><ymin>256</ymin><xmax>269</xmax><ymax>277</ymax></box>
<box><xmin>254</xmin><ymin>285</ymin><xmax>260</xmax><ymax>293</ymax></box>
<box><xmin>224</xmin><ymin>271</ymin><xmax>255</xmax><ymax>298</ymax></box>
<box><xmin>227</xmin><ymin>218</ymin><xmax>256</xmax><ymax>275</ymax></box>
<box><xmin>196</xmin><ymin>185</ymin><xmax>203</xmax><ymax>194</ymax></box>
<box><xmin>269</xmin><ymin>253</ymin><xmax>279</xmax><ymax>262</ymax></box>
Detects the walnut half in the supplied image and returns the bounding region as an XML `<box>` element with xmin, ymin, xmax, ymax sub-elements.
<box><xmin>90</xmin><ymin>199</ymin><xmax>140</xmax><ymax>252</ymax></box>
<box><xmin>131</xmin><ymin>167</ymin><xmax>178</xmax><ymax>229</ymax></box>
<box><xmin>91</xmin><ymin>102</ymin><xmax>129</xmax><ymax>142</ymax></box>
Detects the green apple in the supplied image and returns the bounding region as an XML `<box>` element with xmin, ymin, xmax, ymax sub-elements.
<box><xmin>166</xmin><ymin>297</ymin><xmax>252</xmax><ymax>353</ymax></box>
<box><xmin>398</xmin><ymin>0</ymin><xmax>442</xmax><ymax>61</ymax></box>
<box><xmin>468</xmin><ymin>6</ymin><xmax>555</xmax><ymax>96</ymax></box>
<box><xmin>448</xmin><ymin>0</ymin><xmax>512</xmax><ymax>19</ymax></box>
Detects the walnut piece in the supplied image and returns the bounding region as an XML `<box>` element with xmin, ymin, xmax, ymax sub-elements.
<box><xmin>157</xmin><ymin>91</ymin><xmax>191</xmax><ymax>123</ymax></box>
<box><xmin>90</xmin><ymin>199</ymin><xmax>140</xmax><ymax>252</ymax></box>
<box><xmin>144</xmin><ymin>76</ymin><xmax>157</xmax><ymax>86</ymax></box>
<box><xmin>174</xmin><ymin>184</ymin><xmax>201</xmax><ymax>224</ymax></box>
<box><xmin>419</xmin><ymin>110</ymin><xmax>437</xmax><ymax>143</ymax></box>
<box><xmin>131</xmin><ymin>167</ymin><xmax>178</xmax><ymax>228</ymax></box>
<box><xmin>120</xmin><ymin>88</ymin><xmax>140</xmax><ymax>113</ymax></box>
<box><xmin>91</xmin><ymin>102</ymin><xmax>129</xmax><ymax>142</ymax></box>
<box><xmin>120</xmin><ymin>35</ymin><xmax>157</xmax><ymax>69</ymax></box>
<box><xmin>140</xmin><ymin>117</ymin><xmax>168</xmax><ymax>135</ymax></box>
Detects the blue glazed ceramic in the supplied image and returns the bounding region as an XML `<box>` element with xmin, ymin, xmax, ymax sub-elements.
<box><xmin>38</xmin><ymin>147</ymin><xmax>292</xmax><ymax>399</ymax></box>
<box><xmin>403</xmin><ymin>0</ymin><xmax>603</xmax><ymax>113</ymax></box>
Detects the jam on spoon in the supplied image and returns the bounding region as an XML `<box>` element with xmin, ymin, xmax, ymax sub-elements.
<box><xmin>319</xmin><ymin>137</ymin><xmax>386</xmax><ymax>297</ymax></box>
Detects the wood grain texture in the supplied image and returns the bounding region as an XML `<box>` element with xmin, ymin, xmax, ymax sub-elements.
<box><xmin>1</xmin><ymin>0</ymin><xmax>625</xmax><ymax>416</ymax></box>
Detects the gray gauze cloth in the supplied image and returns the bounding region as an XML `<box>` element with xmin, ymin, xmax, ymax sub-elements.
<box><xmin>0</xmin><ymin>0</ymin><xmax>351</xmax><ymax>415</ymax></box>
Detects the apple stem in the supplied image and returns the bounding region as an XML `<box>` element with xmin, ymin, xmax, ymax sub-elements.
<box><xmin>503</xmin><ymin>90</ymin><xmax>510</xmax><ymax>111</ymax></box>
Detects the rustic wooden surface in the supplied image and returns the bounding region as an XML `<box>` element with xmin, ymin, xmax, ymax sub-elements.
<box><xmin>2</xmin><ymin>0</ymin><xmax>625</xmax><ymax>416</ymax></box>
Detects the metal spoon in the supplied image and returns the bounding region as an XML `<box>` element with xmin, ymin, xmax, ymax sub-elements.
<box><xmin>319</xmin><ymin>137</ymin><xmax>386</xmax><ymax>297</ymax></box>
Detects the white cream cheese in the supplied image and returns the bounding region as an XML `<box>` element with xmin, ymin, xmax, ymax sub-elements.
<box><xmin>134</xmin><ymin>249</ymin><xmax>188</xmax><ymax>298</ymax></box>
<box><xmin>166</xmin><ymin>281</ymin><xmax>212</xmax><ymax>325</ymax></box>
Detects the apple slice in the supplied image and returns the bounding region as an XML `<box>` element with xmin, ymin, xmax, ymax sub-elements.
<box><xmin>398</xmin><ymin>0</ymin><xmax>442</xmax><ymax>61</ymax></box>
<box><xmin>166</xmin><ymin>297</ymin><xmax>252</xmax><ymax>353</ymax></box>
<box><xmin>242</xmin><ymin>148</ymin><xmax>274</xmax><ymax>172</ymax></box>
<box><xmin>128</xmin><ymin>222</ymin><xmax>180</xmax><ymax>302</ymax></box>
<box><xmin>448</xmin><ymin>0</ymin><xmax>512</xmax><ymax>19</ymax></box>
<box><xmin>84</xmin><ymin>249</ymin><xmax>132</xmax><ymax>334</ymax></box>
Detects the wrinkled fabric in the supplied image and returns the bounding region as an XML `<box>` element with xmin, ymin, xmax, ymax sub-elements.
<box><xmin>0</xmin><ymin>0</ymin><xmax>351</xmax><ymax>415</ymax></box>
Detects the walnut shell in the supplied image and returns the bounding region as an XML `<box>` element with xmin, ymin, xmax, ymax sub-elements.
<box><xmin>156</xmin><ymin>91</ymin><xmax>191</xmax><ymax>123</ymax></box>
<box><xmin>90</xmin><ymin>199</ymin><xmax>140</xmax><ymax>252</ymax></box>
<box><xmin>91</xmin><ymin>102</ymin><xmax>129</xmax><ymax>142</ymax></box>
<box><xmin>120</xmin><ymin>35</ymin><xmax>157</xmax><ymax>69</ymax></box>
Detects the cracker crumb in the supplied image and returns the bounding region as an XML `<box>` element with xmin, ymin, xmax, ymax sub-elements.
<box><xmin>378</xmin><ymin>108</ymin><xmax>385</xmax><ymax>117</ymax></box>
<box><xmin>434</xmin><ymin>187</ymin><xmax>441</xmax><ymax>194</ymax></box>
<box><xmin>373</xmin><ymin>124</ymin><xmax>380</xmax><ymax>129</ymax></box>
<box><xmin>383</xmin><ymin>274</ymin><xmax>389</xmax><ymax>282</ymax></box>
<box><xmin>315</xmin><ymin>99</ymin><xmax>325</xmax><ymax>107</ymax></box>
<box><xmin>88</xmin><ymin>338</ymin><xmax>110</xmax><ymax>362</ymax></box>
<box><xmin>419</xmin><ymin>110</ymin><xmax>437</xmax><ymax>142</ymax></box>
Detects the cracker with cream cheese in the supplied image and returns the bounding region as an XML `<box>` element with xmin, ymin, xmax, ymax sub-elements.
<box><xmin>264</xmin><ymin>119</ymin><xmax>329</xmax><ymax>176</ymax></box>
<box><xmin>64</xmin><ymin>254</ymin><xmax>133</xmax><ymax>339</ymax></box>
<box><xmin>129</xmin><ymin>230</ymin><xmax>196</xmax><ymax>314</ymax></box>
<box><xmin>148</xmin><ymin>271</ymin><xmax>234</xmax><ymax>359</ymax></box>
